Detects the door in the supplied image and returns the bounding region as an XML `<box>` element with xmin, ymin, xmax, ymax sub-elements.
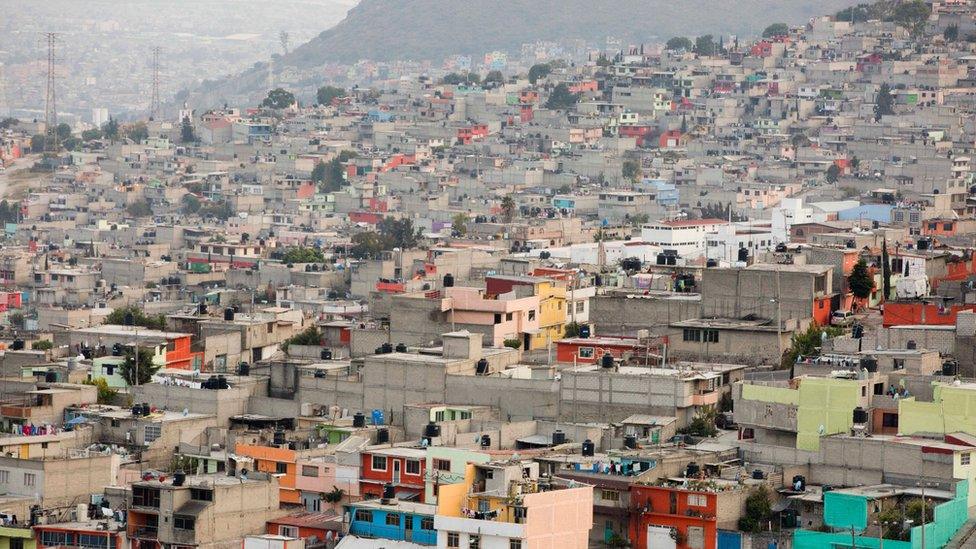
<box><xmin>404</xmin><ymin>515</ymin><xmax>413</xmax><ymax>541</ymax></box>
<box><xmin>393</xmin><ymin>459</ymin><xmax>401</xmax><ymax>484</ymax></box>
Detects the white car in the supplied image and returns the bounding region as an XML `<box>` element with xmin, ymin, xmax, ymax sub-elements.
<box><xmin>830</xmin><ymin>310</ymin><xmax>854</xmax><ymax>326</ymax></box>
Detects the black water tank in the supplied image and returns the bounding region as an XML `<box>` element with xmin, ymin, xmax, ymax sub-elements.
<box><xmin>686</xmin><ymin>462</ymin><xmax>700</xmax><ymax>477</ymax></box>
<box><xmin>353</xmin><ymin>412</ymin><xmax>367</xmax><ymax>428</ymax></box>
<box><xmin>581</xmin><ymin>439</ymin><xmax>595</xmax><ymax>457</ymax></box>
<box><xmin>313</xmin><ymin>370</ymin><xmax>327</xmax><ymax>378</ymax></box>
<box><xmin>480</xmin><ymin>434</ymin><xmax>491</xmax><ymax>447</ymax></box>
<box><xmin>917</xmin><ymin>238</ymin><xmax>930</xmax><ymax>251</ymax></box>
<box><xmin>775</xmin><ymin>243</ymin><xmax>788</xmax><ymax>253</ymax></box>
<box><xmin>792</xmin><ymin>475</ymin><xmax>806</xmax><ymax>491</ymax></box>
<box><xmin>377</xmin><ymin>428</ymin><xmax>390</xmax><ymax>444</ymax></box>
<box><xmin>237</xmin><ymin>362</ymin><xmax>250</xmax><ymax>376</ymax></box>
<box><xmin>706</xmin><ymin>259</ymin><xmax>718</xmax><ymax>267</ymax></box>
<box><xmin>424</xmin><ymin>422</ymin><xmax>441</xmax><ymax>438</ymax></box>
<box><xmin>142</xmin><ymin>403</ymin><xmax>151</xmax><ymax>416</ymax></box>
<box><xmin>11</xmin><ymin>340</ymin><xmax>24</xmax><ymax>351</ymax></box>
<box><xmin>217</xmin><ymin>375</ymin><xmax>228</xmax><ymax>389</ymax></box>
<box><xmin>737</xmin><ymin>247</ymin><xmax>749</xmax><ymax>262</ymax></box>
<box><xmin>666</xmin><ymin>255</ymin><xmax>677</xmax><ymax>266</ymax></box>
<box><xmin>443</xmin><ymin>274</ymin><xmax>455</xmax><ymax>288</ymax></box>
<box><xmin>943</xmin><ymin>360</ymin><xmax>959</xmax><ymax>376</ymax></box>
<box><xmin>476</xmin><ymin>358</ymin><xmax>489</xmax><ymax>375</ymax></box>
<box><xmin>224</xmin><ymin>308</ymin><xmax>234</xmax><ymax>321</ymax></box>
<box><xmin>853</xmin><ymin>407</ymin><xmax>869</xmax><ymax>424</ymax></box>
<box><xmin>382</xmin><ymin>483</ymin><xmax>396</xmax><ymax>501</ymax></box>
<box><xmin>198</xmin><ymin>302</ymin><xmax>207</xmax><ymax>314</ymax></box>
<box><xmin>907</xmin><ymin>340</ymin><xmax>917</xmax><ymax>350</ymax></box>
<box><xmin>132</xmin><ymin>405</ymin><xmax>141</xmax><ymax>416</ymax></box>
<box><xmin>44</xmin><ymin>370</ymin><xmax>57</xmax><ymax>382</ymax></box>
<box><xmin>321</xmin><ymin>348</ymin><xmax>333</xmax><ymax>360</ymax></box>
<box><xmin>624</xmin><ymin>434</ymin><xmax>638</xmax><ymax>449</ymax></box>
<box><xmin>273</xmin><ymin>430</ymin><xmax>286</xmax><ymax>445</ymax></box>
<box><xmin>601</xmin><ymin>353</ymin><xmax>614</xmax><ymax>369</ymax></box>
<box><xmin>381</xmin><ymin>343</ymin><xmax>393</xmax><ymax>354</ymax></box>
<box><xmin>656</xmin><ymin>253</ymin><xmax>667</xmax><ymax>265</ymax></box>
<box><xmin>552</xmin><ymin>430</ymin><xmax>566</xmax><ymax>445</ymax></box>
<box><xmin>579</xmin><ymin>325</ymin><xmax>591</xmax><ymax>338</ymax></box>
<box><xmin>395</xmin><ymin>343</ymin><xmax>408</xmax><ymax>352</ymax></box>
<box><xmin>752</xmin><ymin>469</ymin><xmax>765</xmax><ymax>480</ymax></box>
<box><xmin>860</xmin><ymin>356</ymin><xmax>878</xmax><ymax>372</ymax></box>
<box><xmin>173</xmin><ymin>472</ymin><xmax>186</xmax><ymax>487</ymax></box>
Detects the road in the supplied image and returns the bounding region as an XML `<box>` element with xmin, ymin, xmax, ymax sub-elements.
<box><xmin>0</xmin><ymin>154</ymin><xmax>44</xmax><ymax>199</ymax></box>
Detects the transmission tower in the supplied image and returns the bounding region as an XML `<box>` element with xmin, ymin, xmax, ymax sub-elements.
<box><xmin>0</xmin><ymin>62</ymin><xmax>9</xmax><ymax>117</ymax></box>
<box><xmin>42</xmin><ymin>32</ymin><xmax>60</xmax><ymax>151</ymax></box>
<box><xmin>150</xmin><ymin>47</ymin><xmax>161</xmax><ymax>120</ymax></box>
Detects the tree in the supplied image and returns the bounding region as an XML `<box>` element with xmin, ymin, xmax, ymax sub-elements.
<box><xmin>622</xmin><ymin>159</ymin><xmax>641</xmax><ymax>183</ymax></box>
<box><xmin>451</xmin><ymin>213</ymin><xmax>468</xmax><ymax>237</ymax></box>
<box><xmin>181</xmin><ymin>193</ymin><xmax>201</xmax><ymax>214</ymax></box>
<box><xmin>826</xmin><ymin>163</ymin><xmax>841</xmax><ymax>183</ymax></box>
<box><xmin>629</xmin><ymin>213</ymin><xmax>649</xmax><ymax>227</ymax></box>
<box><xmin>83</xmin><ymin>377</ymin><xmax>118</xmax><ymax>404</ymax></box>
<box><xmin>102</xmin><ymin>117</ymin><xmax>120</xmax><ymax>142</ymax></box>
<box><xmin>738</xmin><ymin>487</ymin><xmax>772</xmax><ymax>533</ymax></box>
<box><xmin>199</xmin><ymin>200</ymin><xmax>235</xmax><ymax>221</ymax></box>
<box><xmin>527</xmin><ymin>63</ymin><xmax>552</xmax><ymax>84</ymax></box>
<box><xmin>892</xmin><ymin>0</ymin><xmax>931</xmax><ymax>37</ymax></box>
<box><xmin>120</xmin><ymin>347</ymin><xmax>159</xmax><ymax>386</ymax></box>
<box><xmin>781</xmin><ymin>323</ymin><xmax>843</xmax><ymax>368</ymax></box>
<box><xmin>55</xmin><ymin>123</ymin><xmax>72</xmax><ymax>142</ymax></box>
<box><xmin>349</xmin><ymin>231</ymin><xmax>384</xmax><ymax>259</ymax></box>
<box><xmin>665</xmin><ymin>37</ymin><xmax>694</xmax><ymax>51</ymax></box>
<box><xmin>762</xmin><ymin>23</ymin><xmax>790</xmax><ymax>38</ymax></box>
<box><xmin>545</xmin><ymin>83</ymin><xmax>579</xmax><ymax>110</ymax></box>
<box><xmin>33</xmin><ymin>340</ymin><xmax>53</xmax><ymax>350</ymax></box>
<box><xmin>0</xmin><ymin>117</ymin><xmax>18</xmax><ymax>129</ymax></box>
<box><xmin>849</xmin><ymin>259</ymin><xmax>874</xmax><ymax>300</ymax></box>
<box><xmin>874</xmin><ymin>83</ymin><xmax>895</xmax><ymax>121</ymax></box>
<box><xmin>180</xmin><ymin>116</ymin><xmax>196</xmax><ymax>143</ymax></box>
<box><xmin>882</xmin><ymin>239</ymin><xmax>892</xmax><ymax>301</ymax></box>
<box><xmin>105</xmin><ymin>306</ymin><xmax>167</xmax><ymax>330</ymax></box>
<box><xmin>595</xmin><ymin>54</ymin><xmax>612</xmax><ymax>67</ymax></box>
<box><xmin>500</xmin><ymin>196</ymin><xmax>516</xmax><ymax>223</ymax></box>
<box><xmin>316</xmin><ymin>85</ymin><xmax>345</xmax><ymax>105</ymax></box>
<box><xmin>127</xmin><ymin>200</ymin><xmax>152</xmax><ymax>217</ymax></box>
<box><xmin>62</xmin><ymin>137</ymin><xmax>81</xmax><ymax>151</ymax></box>
<box><xmin>81</xmin><ymin>128</ymin><xmax>103</xmax><ymax>142</ymax></box>
<box><xmin>694</xmin><ymin>35</ymin><xmax>717</xmax><ymax>56</ymax></box>
<box><xmin>322</xmin><ymin>486</ymin><xmax>345</xmax><ymax>508</ymax></box>
<box><xmin>944</xmin><ymin>24</ymin><xmax>960</xmax><ymax>41</ymax></box>
<box><xmin>282</xmin><ymin>246</ymin><xmax>325</xmax><ymax>264</ymax></box>
<box><xmin>126</xmin><ymin>122</ymin><xmax>149</xmax><ymax>144</ymax></box>
<box><xmin>378</xmin><ymin>217</ymin><xmax>421</xmax><ymax>249</ymax></box>
<box><xmin>30</xmin><ymin>134</ymin><xmax>47</xmax><ymax>153</ymax></box>
<box><xmin>262</xmin><ymin>87</ymin><xmax>296</xmax><ymax>110</ymax></box>
<box><xmin>680</xmin><ymin>407</ymin><xmax>718</xmax><ymax>437</ymax></box>
<box><xmin>483</xmin><ymin>70</ymin><xmax>504</xmax><ymax>87</ymax></box>
<box><xmin>283</xmin><ymin>326</ymin><xmax>323</xmax><ymax>351</ymax></box>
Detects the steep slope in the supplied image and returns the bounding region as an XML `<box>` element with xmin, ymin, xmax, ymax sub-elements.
<box><xmin>284</xmin><ymin>0</ymin><xmax>860</xmax><ymax>65</ymax></box>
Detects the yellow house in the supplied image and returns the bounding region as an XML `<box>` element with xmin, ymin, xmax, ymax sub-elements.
<box><xmin>899</xmin><ymin>382</ymin><xmax>976</xmax><ymax>437</ymax></box>
<box><xmin>485</xmin><ymin>275</ymin><xmax>567</xmax><ymax>350</ymax></box>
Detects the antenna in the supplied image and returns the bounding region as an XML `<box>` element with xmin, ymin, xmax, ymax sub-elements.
<box><xmin>279</xmin><ymin>30</ymin><xmax>290</xmax><ymax>55</ymax></box>
<box><xmin>42</xmin><ymin>32</ymin><xmax>60</xmax><ymax>152</ymax></box>
<box><xmin>150</xmin><ymin>47</ymin><xmax>161</xmax><ymax>120</ymax></box>
<box><xmin>0</xmin><ymin>62</ymin><xmax>9</xmax><ymax>117</ymax></box>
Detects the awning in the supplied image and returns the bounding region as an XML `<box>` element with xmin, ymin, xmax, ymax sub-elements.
<box><xmin>771</xmin><ymin>499</ymin><xmax>793</xmax><ymax>513</ymax></box>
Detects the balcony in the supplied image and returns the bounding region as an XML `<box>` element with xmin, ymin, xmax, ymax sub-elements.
<box><xmin>132</xmin><ymin>527</ymin><xmax>158</xmax><ymax>540</ymax></box>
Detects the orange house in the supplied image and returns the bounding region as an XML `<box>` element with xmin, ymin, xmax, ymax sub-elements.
<box><xmin>236</xmin><ymin>443</ymin><xmax>300</xmax><ymax>504</ymax></box>
<box><xmin>630</xmin><ymin>483</ymin><xmax>721</xmax><ymax>549</ymax></box>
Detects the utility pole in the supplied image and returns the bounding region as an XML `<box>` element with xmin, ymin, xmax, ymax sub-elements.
<box><xmin>42</xmin><ymin>32</ymin><xmax>60</xmax><ymax>152</ymax></box>
<box><xmin>150</xmin><ymin>47</ymin><xmax>161</xmax><ymax>121</ymax></box>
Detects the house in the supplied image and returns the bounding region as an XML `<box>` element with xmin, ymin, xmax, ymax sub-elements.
<box><xmin>346</xmin><ymin>499</ymin><xmax>437</xmax><ymax>546</ymax></box>
<box><xmin>360</xmin><ymin>447</ymin><xmax>427</xmax><ymax>501</ymax></box>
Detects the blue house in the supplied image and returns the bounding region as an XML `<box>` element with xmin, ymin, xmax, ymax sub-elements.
<box><xmin>345</xmin><ymin>500</ymin><xmax>438</xmax><ymax>546</ymax></box>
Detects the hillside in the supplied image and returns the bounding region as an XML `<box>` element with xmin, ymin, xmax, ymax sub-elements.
<box><xmin>284</xmin><ymin>0</ymin><xmax>861</xmax><ymax>65</ymax></box>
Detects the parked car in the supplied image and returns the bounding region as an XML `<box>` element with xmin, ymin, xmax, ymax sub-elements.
<box><xmin>830</xmin><ymin>310</ymin><xmax>854</xmax><ymax>326</ymax></box>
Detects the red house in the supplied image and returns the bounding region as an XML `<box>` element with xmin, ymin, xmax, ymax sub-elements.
<box><xmin>360</xmin><ymin>448</ymin><xmax>427</xmax><ymax>501</ymax></box>
<box><xmin>555</xmin><ymin>336</ymin><xmax>665</xmax><ymax>365</ymax></box>
<box><xmin>266</xmin><ymin>511</ymin><xmax>343</xmax><ymax>542</ymax></box>
<box><xmin>457</xmin><ymin>124</ymin><xmax>489</xmax><ymax>145</ymax></box>
<box><xmin>629</xmin><ymin>481</ymin><xmax>748</xmax><ymax>549</ymax></box>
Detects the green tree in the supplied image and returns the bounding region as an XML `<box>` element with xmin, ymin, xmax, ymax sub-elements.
<box><xmin>180</xmin><ymin>116</ymin><xmax>196</xmax><ymax>143</ymax></box>
<box><xmin>849</xmin><ymin>259</ymin><xmax>874</xmax><ymax>300</ymax></box>
<box><xmin>105</xmin><ymin>306</ymin><xmax>167</xmax><ymax>330</ymax></box>
<box><xmin>0</xmin><ymin>117</ymin><xmax>18</xmax><ymax>129</ymax></box>
<box><xmin>378</xmin><ymin>217</ymin><xmax>421</xmax><ymax>249</ymax></box>
<box><xmin>694</xmin><ymin>35</ymin><xmax>717</xmax><ymax>56</ymax></box>
<box><xmin>826</xmin><ymin>163</ymin><xmax>841</xmax><ymax>183</ymax></box>
<box><xmin>262</xmin><ymin>87</ymin><xmax>296</xmax><ymax>109</ymax></box>
<box><xmin>311</xmin><ymin>161</ymin><xmax>328</xmax><ymax>185</ymax></box>
<box><xmin>83</xmin><ymin>377</ymin><xmax>118</xmax><ymax>404</ymax></box>
<box><xmin>316</xmin><ymin>85</ymin><xmax>345</xmax><ymax>105</ymax></box>
<box><xmin>282</xmin><ymin>246</ymin><xmax>325</xmax><ymax>264</ymax></box>
<box><xmin>944</xmin><ymin>24</ymin><xmax>960</xmax><ymax>41</ymax></box>
<box><xmin>451</xmin><ymin>213</ymin><xmax>468</xmax><ymax>237</ymax></box>
<box><xmin>30</xmin><ymin>134</ymin><xmax>47</xmax><ymax>152</ymax></box>
<box><xmin>55</xmin><ymin>123</ymin><xmax>72</xmax><ymax>142</ymax></box>
<box><xmin>500</xmin><ymin>196</ymin><xmax>516</xmax><ymax>223</ymax></box>
<box><xmin>62</xmin><ymin>137</ymin><xmax>82</xmax><ymax>151</ymax></box>
<box><xmin>199</xmin><ymin>200</ymin><xmax>235</xmax><ymax>221</ymax></box>
<box><xmin>283</xmin><ymin>326</ymin><xmax>323</xmax><ymax>351</ymax></box>
<box><xmin>882</xmin><ymin>239</ymin><xmax>892</xmax><ymax>301</ymax></box>
<box><xmin>127</xmin><ymin>200</ymin><xmax>152</xmax><ymax>217</ymax></box>
<box><xmin>782</xmin><ymin>323</ymin><xmax>843</xmax><ymax>368</ymax></box>
<box><xmin>33</xmin><ymin>340</ymin><xmax>53</xmax><ymax>350</ymax></box>
<box><xmin>680</xmin><ymin>407</ymin><xmax>718</xmax><ymax>437</ymax></box>
<box><xmin>483</xmin><ymin>70</ymin><xmax>504</xmax><ymax>87</ymax></box>
<box><xmin>738</xmin><ymin>486</ymin><xmax>772</xmax><ymax>533</ymax></box>
<box><xmin>81</xmin><ymin>128</ymin><xmax>103</xmax><ymax>142</ymax></box>
<box><xmin>666</xmin><ymin>37</ymin><xmax>694</xmax><ymax>51</ymax></box>
<box><xmin>527</xmin><ymin>63</ymin><xmax>552</xmax><ymax>84</ymax></box>
<box><xmin>126</xmin><ymin>122</ymin><xmax>149</xmax><ymax>144</ymax></box>
<box><xmin>595</xmin><ymin>54</ymin><xmax>612</xmax><ymax>67</ymax></box>
<box><xmin>349</xmin><ymin>231</ymin><xmax>384</xmax><ymax>259</ymax></box>
<box><xmin>181</xmin><ymin>193</ymin><xmax>201</xmax><ymax>214</ymax></box>
<box><xmin>762</xmin><ymin>23</ymin><xmax>790</xmax><ymax>38</ymax></box>
<box><xmin>545</xmin><ymin>83</ymin><xmax>579</xmax><ymax>110</ymax></box>
<box><xmin>874</xmin><ymin>83</ymin><xmax>895</xmax><ymax>121</ymax></box>
<box><xmin>102</xmin><ymin>117</ymin><xmax>120</xmax><ymax>142</ymax></box>
<box><xmin>503</xmin><ymin>338</ymin><xmax>521</xmax><ymax>349</ymax></box>
<box><xmin>120</xmin><ymin>347</ymin><xmax>159</xmax><ymax>386</ymax></box>
<box><xmin>892</xmin><ymin>0</ymin><xmax>931</xmax><ymax>37</ymax></box>
<box><xmin>622</xmin><ymin>159</ymin><xmax>641</xmax><ymax>183</ymax></box>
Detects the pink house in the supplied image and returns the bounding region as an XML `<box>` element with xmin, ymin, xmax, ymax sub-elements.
<box><xmin>444</xmin><ymin>287</ymin><xmax>540</xmax><ymax>347</ymax></box>
<box><xmin>295</xmin><ymin>456</ymin><xmax>361</xmax><ymax>510</ymax></box>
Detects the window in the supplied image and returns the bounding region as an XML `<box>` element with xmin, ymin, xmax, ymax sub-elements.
<box><xmin>278</xmin><ymin>526</ymin><xmax>299</xmax><ymax>538</ymax></box>
<box><xmin>41</xmin><ymin>532</ymin><xmax>71</xmax><ymax>547</ymax></box>
<box><xmin>24</xmin><ymin>473</ymin><xmax>35</xmax><ymax>487</ymax></box>
<box><xmin>302</xmin><ymin>465</ymin><xmax>319</xmax><ymax>477</ymax></box>
<box><xmin>687</xmin><ymin>494</ymin><xmax>707</xmax><ymax>507</ymax></box>
<box><xmin>406</xmin><ymin>460</ymin><xmax>421</xmax><ymax>475</ymax></box>
<box><xmin>372</xmin><ymin>455</ymin><xmax>388</xmax><ymax>471</ymax></box>
<box><xmin>601</xmin><ymin>489</ymin><xmax>620</xmax><ymax>502</ymax></box>
<box><xmin>509</xmin><ymin>540</ymin><xmax>523</xmax><ymax>549</ymax></box>
<box><xmin>276</xmin><ymin>462</ymin><xmax>288</xmax><ymax>474</ymax></box>
<box><xmin>434</xmin><ymin>459</ymin><xmax>451</xmax><ymax>471</ymax></box>
<box><xmin>963</xmin><ymin>453</ymin><xmax>971</xmax><ymax>466</ymax></box>
<box><xmin>578</xmin><ymin>347</ymin><xmax>594</xmax><ymax>359</ymax></box>
<box><xmin>683</xmin><ymin>328</ymin><xmax>701</xmax><ymax>342</ymax></box>
<box><xmin>469</xmin><ymin>535</ymin><xmax>480</xmax><ymax>549</ymax></box>
<box><xmin>190</xmin><ymin>488</ymin><xmax>213</xmax><ymax>501</ymax></box>
<box><xmin>893</xmin><ymin>358</ymin><xmax>905</xmax><ymax>370</ymax></box>
<box><xmin>494</xmin><ymin>314</ymin><xmax>502</xmax><ymax>324</ymax></box>
<box><xmin>144</xmin><ymin>424</ymin><xmax>161</xmax><ymax>443</ymax></box>
<box><xmin>78</xmin><ymin>534</ymin><xmax>116</xmax><ymax>549</ymax></box>
<box><xmin>421</xmin><ymin>517</ymin><xmax>434</xmax><ymax>531</ymax></box>
<box><xmin>528</xmin><ymin>310</ymin><xmax>536</xmax><ymax>321</ymax></box>
<box><xmin>506</xmin><ymin>313</ymin><xmax>513</xmax><ymax>321</ymax></box>
<box><xmin>703</xmin><ymin>329</ymin><xmax>719</xmax><ymax>343</ymax></box>
<box><xmin>447</xmin><ymin>533</ymin><xmax>460</xmax><ymax>548</ymax></box>
<box><xmin>385</xmin><ymin>514</ymin><xmax>401</xmax><ymax>526</ymax></box>
<box><xmin>0</xmin><ymin>470</ymin><xmax>8</xmax><ymax>483</ymax></box>
<box><xmin>354</xmin><ymin>509</ymin><xmax>373</xmax><ymax>522</ymax></box>
<box><xmin>576</xmin><ymin>301</ymin><xmax>585</xmax><ymax>313</ymax></box>
<box><xmin>174</xmin><ymin>515</ymin><xmax>195</xmax><ymax>531</ymax></box>
<box><xmin>882</xmin><ymin>413</ymin><xmax>899</xmax><ymax>428</ymax></box>
<box><xmin>132</xmin><ymin>486</ymin><xmax>160</xmax><ymax>508</ymax></box>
